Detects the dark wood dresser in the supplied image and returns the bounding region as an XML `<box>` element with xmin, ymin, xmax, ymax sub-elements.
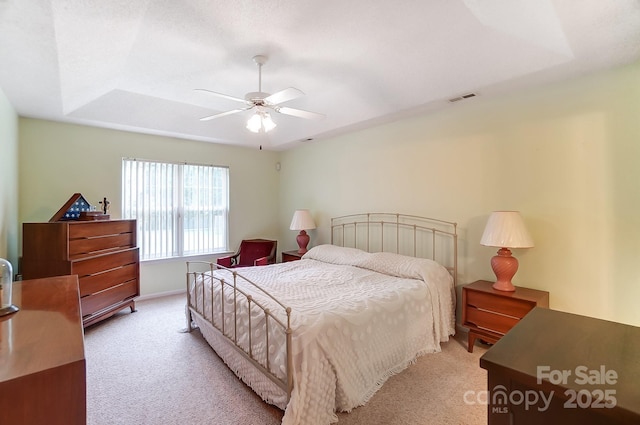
<box><xmin>0</xmin><ymin>275</ymin><xmax>86</xmax><ymax>425</ymax></box>
<box><xmin>22</xmin><ymin>219</ymin><xmax>139</xmax><ymax>327</ymax></box>
<box><xmin>480</xmin><ymin>307</ymin><xmax>640</xmax><ymax>424</ymax></box>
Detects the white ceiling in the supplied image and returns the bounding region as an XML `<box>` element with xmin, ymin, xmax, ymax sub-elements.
<box><xmin>1</xmin><ymin>1</ymin><xmax>639</xmax><ymax>151</ymax></box>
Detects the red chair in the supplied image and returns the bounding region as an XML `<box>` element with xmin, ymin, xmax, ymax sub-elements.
<box><xmin>216</xmin><ymin>239</ymin><xmax>277</xmax><ymax>268</ymax></box>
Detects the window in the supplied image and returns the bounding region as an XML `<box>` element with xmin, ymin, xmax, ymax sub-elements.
<box><xmin>122</xmin><ymin>158</ymin><xmax>229</xmax><ymax>260</ymax></box>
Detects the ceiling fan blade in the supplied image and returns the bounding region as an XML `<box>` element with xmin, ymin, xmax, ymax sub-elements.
<box><xmin>199</xmin><ymin>107</ymin><xmax>253</xmax><ymax>121</ymax></box>
<box><xmin>274</xmin><ymin>106</ymin><xmax>325</xmax><ymax>120</ymax></box>
<box><xmin>194</xmin><ymin>88</ymin><xmax>249</xmax><ymax>105</ymax></box>
<box><xmin>264</xmin><ymin>87</ymin><xmax>304</xmax><ymax>105</ymax></box>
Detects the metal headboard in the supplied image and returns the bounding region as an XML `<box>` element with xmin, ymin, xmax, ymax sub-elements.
<box><xmin>330</xmin><ymin>212</ymin><xmax>458</xmax><ymax>285</ymax></box>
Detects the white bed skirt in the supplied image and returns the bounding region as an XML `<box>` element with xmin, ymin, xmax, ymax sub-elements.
<box><xmin>193</xmin><ymin>311</ymin><xmax>289</xmax><ymax>410</ymax></box>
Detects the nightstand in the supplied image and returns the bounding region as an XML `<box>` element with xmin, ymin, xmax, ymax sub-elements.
<box><xmin>282</xmin><ymin>250</ymin><xmax>303</xmax><ymax>263</ymax></box>
<box><xmin>462</xmin><ymin>280</ymin><xmax>549</xmax><ymax>353</ymax></box>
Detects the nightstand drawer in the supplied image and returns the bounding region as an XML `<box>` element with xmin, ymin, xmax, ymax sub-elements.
<box><xmin>462</xmin><ymin>280</ymin><xmax>549</xmax><ymax>353</ymax></box>
<box><xmin>465</xmin><ymin>306</ymin><xmax>519</xmax><ymax>335</ymax></box>
<box><xmin>465</xmin><ymin>290</ymin><xmax>533</xmax><ymax>318</ymax></box>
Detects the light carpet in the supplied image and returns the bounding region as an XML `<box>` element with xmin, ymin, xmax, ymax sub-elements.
<box><xmin>84</xmin><ymin>293</ymin><xmax>488</xmax><ymax>425</ymax></box>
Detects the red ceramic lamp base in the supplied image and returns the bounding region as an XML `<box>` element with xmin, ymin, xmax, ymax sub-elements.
<box><xmin>490</xmin><ymin>248</ymin><xmax>519</xmax><ymax>292</ymax></box>
<box><xmin>296</xmin><ymin>230</ymin><xmax>310</xmax><ymax>254</ymax></box>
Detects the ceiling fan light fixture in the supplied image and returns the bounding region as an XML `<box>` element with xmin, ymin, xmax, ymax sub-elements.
<box><xmin>246</xmin><ymin>111</ymin><xmax>276</xmax><ymax>133</ymax></box>
<box><xmin>198</xmin><ymin>54</ymin><xmax>322</xmax><ymax>135</ymax></box>
<box><xmin>262</xmin><ymin>112</ymin><xmax>276</xmax><ymax>132</ymax></box>
<box><xmin>246</xmin><ymin>113</ymin><xmax>262</xmax><ymax>133</ymax></box>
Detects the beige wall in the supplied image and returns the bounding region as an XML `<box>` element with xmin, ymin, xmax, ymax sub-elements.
<box><xmin>13</xmin><ymin>61</ymin><xmax>640</xmax><ymax>327</ymax></box>
<box><xmin>280</xmin><ymin>60</ymin><xmax>640</xmax><ymax>327</ymax></box>
<box><xmin>0</xmin><ymin>88</ymin><xmax>19</xmax><ymax>269</ymax></box>
<box><xmin>18</xmin><ymin>119</ymin><xmax>280</xmax><ymax>295</ymax></box>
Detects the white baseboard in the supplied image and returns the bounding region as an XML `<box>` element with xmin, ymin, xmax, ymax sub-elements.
<box><xmin>137</xmin><ymin>289</ymin><xmax>186</xmax><ymax>302</ymax></box>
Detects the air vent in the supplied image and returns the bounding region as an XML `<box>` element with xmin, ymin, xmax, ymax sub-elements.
<box><xmin>448</xmin><ymin>93</ymin><xmax>477</xmax><ymax>103</ymax></box>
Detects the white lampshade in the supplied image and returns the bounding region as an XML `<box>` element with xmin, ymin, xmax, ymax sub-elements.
<box><xmin>480</xmin><ymin>211</ymin><xmax>534</xmax><ymax>248</ymax></box>
<box><xmin>289</xmin><ymin>209</ymin><xmax>316</xmax><ymax>231</ymax></box>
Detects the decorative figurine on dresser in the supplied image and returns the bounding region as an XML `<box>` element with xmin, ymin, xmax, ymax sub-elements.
<box><xmin>21</xmin><ymin>193</ymin><xmax>140</xmax><ymax>327</ymax></box>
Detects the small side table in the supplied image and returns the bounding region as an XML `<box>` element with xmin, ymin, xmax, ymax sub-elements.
<box><xmin>462</xmin><ymin>280</ymin><xmax>549</xmax><ymax>353</ymax></box>
<box><xmin>282</xmin><ymin>250</ymin><xmax>303</xmax><ymax>263</ymax></box>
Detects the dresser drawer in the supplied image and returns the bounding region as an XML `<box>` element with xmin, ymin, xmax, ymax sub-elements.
<box><xmin>465</xmin><ymin>290</ymin><xmax>533</xmax><ymax>318</ymax></box>
<box><xmin>69</xmin><ymin>220</ymin><xmax>135</xmax><ymax>239</ymax></box>
<box><xmin>69</xmin><ymin>233</ymin><xmax>135</xmax><ymax>256</ymax></box>
<box><xmin>79</xmin><ymin>263</ymin><xmax>138</xmax><ymax>297</ymax></box>
<box><xmin>68</xmin><ymin>221</ymin><xmax>136</xmax><ymax>256</ymax></box>
<box><xmin>81</xmin><ymin>279</ymin><xmax>138</xmax><ymax>317</ymax></box>
<box><xmin>464</xmin><ymin>306</ymin><xmax>519</xmax><ymax>335</ymax></box>
<box><xmin>71</xmin><ymin>248</ymin><xmax>138</xmax><ymax>277</ymax></box>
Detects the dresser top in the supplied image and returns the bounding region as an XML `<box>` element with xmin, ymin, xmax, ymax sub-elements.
<box><xmin>0</xmin><ymin>275</ymin><xmax>85</xmax><ymax>382</ymax></box>
<box><xmin>480</xmin><ymin>307</ymin><xmax>640</xmax><ymax>420</ymax></box>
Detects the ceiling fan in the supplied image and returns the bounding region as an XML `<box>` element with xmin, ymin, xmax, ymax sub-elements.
<box><xmin>196</xmin><ymin>55</ymin><xmax>325</xmax><ymax>133</ymax></box>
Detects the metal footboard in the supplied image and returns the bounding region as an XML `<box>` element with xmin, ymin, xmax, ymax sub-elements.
<box><xmin>185</xmin><ymin>261</ymin><xmax>294</xmax><ymax>400</ymax></box>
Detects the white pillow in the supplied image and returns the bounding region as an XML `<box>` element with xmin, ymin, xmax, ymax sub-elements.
<box><xmin>359</xmin><ymin>251</ymin><xmax>446</xmax><ymax>281</ymax></box>
<box><xmin>302</xmin><ymin>244</ymin><xmax>371</xmax><ymax>266</ymax></box>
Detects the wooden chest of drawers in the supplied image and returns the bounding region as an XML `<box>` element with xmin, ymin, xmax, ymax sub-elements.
<box><xmin>462</xmin><ymin>280</ymin><xmax>549</xmax><ymax>352</ymax></box>
<box><xmin>22</xmin><ymin>219</ymin><xmax>139</xmax><ymax>327</ymax></box>
<box><xmin>0</xmin><ymin>276</ymin><xmax>86</xmax><ymax>425</ymax></box>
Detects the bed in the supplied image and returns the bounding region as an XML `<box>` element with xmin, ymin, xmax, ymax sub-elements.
<box><xmin>185</xmin><ymin>213</ymin><xmax>458</xmax><ymax>425</ymax></box>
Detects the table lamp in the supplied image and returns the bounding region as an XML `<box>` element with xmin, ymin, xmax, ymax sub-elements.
<box><xmin>480</xmin><ymin>211</ymin><xmax>534</xmax><ymax>292</ymax></box>
<box><xmin>289</xmin><ymin>209</ymin><xmax>316</xmax><ymax>254</ymax></box>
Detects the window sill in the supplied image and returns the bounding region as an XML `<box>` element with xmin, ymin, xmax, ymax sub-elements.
<box><xmin>140</xmin><ymin>251</ymin><xmax>233</xmax><ymax>265</ymax></box>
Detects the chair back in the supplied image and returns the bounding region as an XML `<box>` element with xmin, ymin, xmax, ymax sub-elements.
<box><xmin>237</xmin><ymin>239</ymin><xmax>277</xmax><ymax>266</ymax></box>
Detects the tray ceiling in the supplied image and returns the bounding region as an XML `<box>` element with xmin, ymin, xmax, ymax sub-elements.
<box><xmin>1</xmin><ymin>0</ymin><xmax>639</xmax><ymax>150</ymax></box>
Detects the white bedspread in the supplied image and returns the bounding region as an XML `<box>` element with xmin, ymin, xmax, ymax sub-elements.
<box><xmin>190</xmin><ymin>244</ymin><xmax>455</xmax><ymax>425</ymax></box>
